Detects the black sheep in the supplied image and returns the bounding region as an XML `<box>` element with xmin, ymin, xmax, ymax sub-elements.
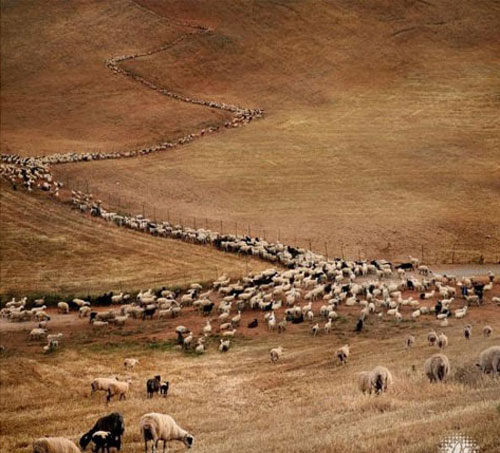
<box><xmin>79</xmin><ymin>412</ymin><xmax>124</xmax><ymax>451</ymax></box>
<box><xmin>91</xmin><ymin>431</ymin><xmax>113</xmax><ymax>453</ymax></box>
<box><xmin>160</xmin><ymin>381</ymin><xmax>169</xmax><ymax>396</ymax></box>
<box><xmin>291</xmin><ymin>313</ymin><xmax>304</xmax><ymax>324</ymax></box>
<box><xmin>248</xmin><ymin>319</ymin><xmax>258</xmax><ymax>328</ymax></box>
<box><xmin>146</xmin><ymin>375</ymin><xmax>162</xmax><ymax>398</ymax></box>
<box><xmin>142</xmin><ymin>306</ymin><xmax>156</xmax><ymax>321</ymax></box>
<box><xmin>355</xmin><ymin>318</ymin><xmax>364</xmax><ymax>332</ymax></box>
<box><xmin>202</xmin><ymin>303</ymin><xmax>214</xmax><ymax>315</ymax></box>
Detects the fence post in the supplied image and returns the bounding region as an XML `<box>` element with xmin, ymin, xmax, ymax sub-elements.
<box><xmin>325</xmin><ymin>242</ymin><xmax>328</xmax><ymax>260</ymax></box>
<box><xmin>220</xmin><ymin>220</ymin><xmax>223</xmax><ymax>234</ymax></box>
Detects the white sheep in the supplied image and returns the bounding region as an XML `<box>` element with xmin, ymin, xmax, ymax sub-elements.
<box><xmin>357</xmin><ymin>371</ymin><xmax>371</xmax><ymax>394</ymax></box>
<box><xmin>57</xmin><ymin>302</ymin><xmax>69</xmax><ymax>314</ymax></box>
<box><xmin>437</xmin><ymin>333</ymin><xmax>448</xmax><ymax>349</ymax></box>
<box><xmin>106</xmin><ymin>379</ymin><xmax>131</xmax><ymax>402</ymax></box>
<box><xmin>219</xmin><ymin>338</ymin><xmax>231</xmax><ymax>352</ymax></box>
<box><xmin>79</xmin><ymin>306</ymin><xmax>91</xmax><ymax>318</ymax></box>
<box><xmin>139</xmin><ymin>413</ymin><xmax>194</xmax><ymax>452</ymax></box>
<box><xmin>90</xmin><ymin>377</ymin><xmax>117</xmax><ymax>396</ymax></box>
<box><xmin>311</xmin><ymin>323</ymin><xmax>319</xmax><ymax>336</ymax></box>
<box><xmin>30</xmin><ymin>328</ymin><xmax>47</xmax><ymax>341</ymax></box>
<box><xmin>47</xmin><ymin>333</ymin><xmax>63</xmax><ymax>342</ymax></box>
<box><xmin>124</xmin><ymin>358</ymin><xmax>139</xmax><ymax>370</ymax></box>
<box><xmin>368</xmin><ymin>366</ymin><xmax>393</xmax><ymax>394</ymax></box>
<box><xmin>427</xmin><ymin>331</ymin><xmax>437</xmax><ymax>346</ymax></box>
<box><xmin>405</xmin><ymin>334</ymin><xmax>415</xmax><ymax>348</ymax></box>
<box><xmin>476</xmin><ymin>345</ymin><xmax>500</xmax><ymax>375</ymax></box>
<box><xmin>270</xmin><ymin>346</ymin><xmax>284</xmax><ymax>363</ymax></box>
<box><xmin>32</xmin><ymin>437</ymin><xmax>80</xmax><ymax>453</ymax></box>
<box><xmin>336</xmin><ymin>344</ymin><xmax>350</xmax><ymax>365</ymax></box>
<box><xmin>424</xmin><ymin>353</ymin><xmax>450</xmax><ymax>383</ymax></box>
<box><xmin>483</xmin><ymin>325</ymin><xmax>493</xmax><ymax>338</ymax></box>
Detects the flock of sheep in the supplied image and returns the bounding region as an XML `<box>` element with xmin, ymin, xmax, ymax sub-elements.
<box><xmin>33</xmin><ymin>411</ymin><xmax>194</xmax><ymax>453</ymax></box>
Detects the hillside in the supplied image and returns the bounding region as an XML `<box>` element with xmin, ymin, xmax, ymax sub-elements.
<box><xmin>0</xmin><ymin>184</ymin><xmax>268</xmax><ymax>297</ymax></box>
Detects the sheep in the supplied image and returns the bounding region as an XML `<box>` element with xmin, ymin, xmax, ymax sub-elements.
<box><xmin>219</xmin><ymin>338</ymin><xmax>231</xmax><ymax>352</ymax></box>
<box><xmin>437</xmin><ymin>333</ymin><xmax>448</xmax><ymax>349</ymax></box>
<box><xmin>270</xmin><ymin>346</ymin><xmax>284</xmax><ymax>363</ymax></box>
<box><xmin>79</xmin><ymin>306</ymin><xmax>92</xmax><ymax>318</ymax></box>
<box><xmin>424</xmin><ymin>353</ymin><xmax>450</xmax><ymax>383</ymax></box>
<box><xmin>113</xmin><ymin>315</ymin><xmax>129</xmax><ymax>327</ymax></box>
<box><xmin>33</xmin><ymin>437</ymin><xmax>80</xmax><ymax>453</ymax></box>
<box><xmin>311</xmin><ymin>323</ymin><xmax>320</xmax><ymax>336</ymax></box>
<box><xmin>43</xmin><ymin>340</ymin><xmax>59</xmax><ymax>354</ymax></box>
<box><xmin>222</xmin><ymin>329</ymin><xmax>237</xmax><ymax>338</ymax></box>
<box><xmin>139</xmin><ymin>413</ymin><xmax>194</xmax><ymax>452</ymax></box>
<box><xmin>106</xmin><ymin>380</ymin><xmax>131</xmax><ymax>403</ymax></box>
<box><xmin>91</xmin><ymin>320</ymin><xmax>109</xmax><ymax>328</ymax></box>
<box><xmin>427</xmin><ymin>330</ymin><xmax>437</xmax><ymax>346</ymax></box>
<box><xmin>324</xmin><ymin>320</ymin><xmax>332</xmax><ymax>334</ymax></box>
<box><xmin>464</xmin><ymin>325</ymin><xmax>472</xmax><ymax>340</ymax></box>
<box><xmin>483</xmin><ymin>325</ymin><xmax>493</xmax><ymax>338</ymax></box>
<box><xmin>124</xmin><ymin>358</ymin><xmax>139</xmax><ymax>370</ymax></box>
<box><xmin>405</xmin><ymin>334</ymin><xmax>415</xmax><ymax>348</ymax></box>
<box><xmin>357</xmin><ymin>371</ymin><xmax>371</xmax><ymax>394</ymax></box>
<box><xmin>336</xmin><ymin>344</ymin><xmax>350</xmax><ymax>365</ymax></box>
<box><xmin>89</xmin><ymin>431</ymin><xmax>113</xmax><ymax>453</ymax></box>
<box><xmin>368</xmin><ymin>366</ymin><xmax>393</xmax><ymax>394</ymax></box>
<box><xmin>91</xmin><ymin>377</ymin><xmax>118</xmax><ymax>397</ymax></box>
<box><xmin>57</xmin><ymin>302</ymin><xmax>69</xmax><ymax>314</ymax></box>
<box><xmin>30</xmin><ymin>328</ymin><xmax>47</xmax><ymax>341</ymax></box>
<box><xmin>146</xmin><ymin>376</ymin><xmax>166</xmax><ymax>399</ymax></box>
<box><xmin>47</xmin><ymin>333</ymin><xmax>63</xmax><ymax>343</ymax></box>
<box><xmin>160</xmin><ymin>381</ymin><xmax>169</xmax><ymax>396</ymax></box>
<box><xmin>476</xmin><ymin>345</ymin><xmax>500</xmax><ymax>375</ymax></box>
<box><xmin>79</xmin><ymin>412</ymin><xmax>125</xmax><ymax>451</ymax></box>
<box><xmin>202</xmin><ymin>320</ymin><xmax>212</xmax><ymax>336</ymax></box>
<box><xmin>277</xmin><ymin>319</ymin><xmax>287</xmax><ymax>333</ymax></box>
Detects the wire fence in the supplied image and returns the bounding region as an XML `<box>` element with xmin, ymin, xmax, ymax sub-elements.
<box><xmin>65</xmin><ymin>176</ymin><xmax>500</xmax><ymax>266</ymax></box>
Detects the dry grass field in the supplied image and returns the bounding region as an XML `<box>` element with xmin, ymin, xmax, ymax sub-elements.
<box><xmin>47</xmin><ymin>0</ymin><xmax>500</xmax><ymax>261</ymax></box>
<box><xmin>0</xmin><ymin>183</ymin><xmax>268</xmax><ymax>297</ymax></box>
<box><xmin>1</xmin><ymin>295</ymin><xmax>499</xmax><ymax>453</ymax></box>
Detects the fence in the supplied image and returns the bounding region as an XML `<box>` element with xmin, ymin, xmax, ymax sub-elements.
<box><xmin>62</xmin><ymin>176</ymin><xmax>500</xmax><ymax>266</ymax></box>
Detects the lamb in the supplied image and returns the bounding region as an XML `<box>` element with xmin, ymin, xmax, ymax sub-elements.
<box><xmin>79</xmin><ymin>412</ymin><xmax>125</xmax><ymax>451</ymax></box>
<box><xmin>89</xmin><ymin>431</ymin><xmax>112</xmax><ymax>453</ymax></box>
<box><xmin>124</xmin><ymin>358</ymin><xmax>139</xmax><ymax>370</ymax></box>
<box><xmin>427</xmin><ymin>330</ymin><xmax>437</xmax><ymax>346</ymax></box>
<box><xmin>424</xmin><ymin>353</ymin><xmax>450</xmax><ymax>383</ymax></box>
<box><xmin>405</xmin><ymin>334</ymin><xmax>415</xmax><ymax>348</ymax></box>
<box><xmin>91</xmin><ymin>377</ymin><xmax>118</xmax><ymax>397</ymax></box>
<box><xmin>476</xmin><ymin>345</ymin><xmax>500</xmax><ymax>375</ymax></box>
<box><xmin>139</xmin><ymin>413</ymin><xmax>194</xmax><ymax>452</ymax></box>
<box><xmin>43</xmin><ymin>339</ymin><xmax>59</xmax><ymax>354</ymax></box>
<box><xmin>47</xmin><ymin>333</ymin><xmax>63</xmax><ymax>342</ymax></box>
<box><xmin>336</xmin><ymin>344</ymin><xmax>350</xmax><ymax>365</ymax></box>
<box><xmin>106</xmin><ymin>380</ymin><xmax>131</xmax><ymax>403</ymax></box>
<box><xmin>437</xmin><ymin>333</ymin><xmax>448</xmax><ymax>349</ymax></box>
<box><xmin>270</xmin><ymin>346</ymin><xmax>284</xmax><ymax>363</ymax></box>
<box><xmin>483</xmin><ymin>325</ymin><xmax>493</xmax><ymax>338</ymax></box>
<box><xmin>464</xmin><ymin>325</ymin><xmax>472</xmax><ymax>340</ymax></box>
<box><xmin>57</xmin><ymin>302</ymin><xmax>69</xmax><ymax>314</ymax></box>
<box><xmin>33</xmin><ymin>437</ymin><xmax>80</xmax><ymax>453</ymax></box>
<box><xmin>219</xmin><ymin>338</ymin><xmax>231</xmax><ymax>352</ymax></box>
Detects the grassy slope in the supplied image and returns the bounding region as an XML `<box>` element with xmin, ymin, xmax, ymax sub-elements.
<box><xmin>52</xmin><ymin>0</ymin><xmax>500</xmax><ymax>262</ymax></box>
<box><xmin>0</xmin><ymin>301</ymin><xmax>499</xmax><ymax>452</ymax></box>
<box><xmin>0</xmin><ymin>185</ymin><xmax>268</xmax><ymax>297</ymax></box>
<box><xmin>0</xmin><ymin>0</ymin><xmax>231</xmax><ymax>156</ymax></box>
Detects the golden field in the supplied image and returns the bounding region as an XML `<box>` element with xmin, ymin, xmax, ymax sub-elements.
<box><xmin>0</xmin><ymin>297</ymin><xmax>499</xmax><ymax>452</ymax></box>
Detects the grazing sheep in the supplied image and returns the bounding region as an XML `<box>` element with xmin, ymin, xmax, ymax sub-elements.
<box><xmin>464</xmin><ymin>325</ymin><xmax>472</xmax><ymax>340</ymax></box>
<box><xmin>357</xmin><ymin>371</ymin><xmax>371</xmax><ymax>394</ymax></box>
<box><xmin>124</xmin><ymin>358</ymin><xmax>139</xmax><ymax>370</ymax></box>
<box><xmin>405</xmin><ymin>334</ymin><xmax>415</xmax><ymax>348</ymax></box>
<box><xmin>89</xmin><ymin>431</ymin><xmax>112</xmax><ymax>453</ymax></box>
<box><xmin>336</xmin><ymin>344</ymin><xmax>350</xmax><ymax>365</ymax></box>
<box><xmin>91</xmin><ymin>377</ymin><xmax>118</xmax><ymax>397</ymax></box>
<box><xmin>483</xmin><ymin>325</ymin><xmax>493</xmax><ymax>338</ymax></box>
<box><xmin>79</xmin><ymin>412</ymin><xmax>124</xmax><ymax>451</ymax></box>
<box><xmin>476</xmin><ymin>345</ymin><xmax>500</xmax><ymax>375</ymax></box>
<box><xmin>33</xmin><ymin>437</ymin><xmax>80</xmax><ymax>453</ymax></box>
<box><xmin>437</xmin><ymin>333</ymin><xmax>448</xmax><ymax>349</ymax></box>
<box><xmin>424</xmin><ymin>354</ymin><xmax>450</xmax><ymax>383</ymax></box>
<box><xmin>79</xmin><ymin>306</ymin><xmax>92</xmax><ymax>318</ymax></box>
<box><xmin>30</xmin><ymin>328</ymin><xmax>47</xmax><ymax>341</ymax></box>
<box><xmin>146</xmin><ymin>376</ymin><xmax>162</xmax><ymax>399</ymax></box>
<box><xmin>106</xmin><ymin>380</ymin><xmax>131</xmax><ymax>403</ymax></box>
<box><xmin>270</xmin><ymin>346</ymin><xmax>284</xmax><ymax>363</ymax></box>
<box><xmin>219</xmin><ymin>338</ymin><xmax>231</xmax><ymax>352</ymax></box>
<box><xmin>140</xmin><ymin>413</ymin><xmax>194</xmax><ymax>452</ymax></box>
<box><xmin>57</xmin><ymin>302</ymin><xmax>69</xmax><ymax>314</ymax></box>
<box><xmin>369</xmin><ymin>366</ymin><xmax>393</xmax><ymax>394</ymax></box>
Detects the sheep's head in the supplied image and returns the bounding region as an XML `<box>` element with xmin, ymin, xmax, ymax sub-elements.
<box><xmin>183</xmin><ymin>434</ymin><xmax>195</xmax><ymax>449</ymax></box>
